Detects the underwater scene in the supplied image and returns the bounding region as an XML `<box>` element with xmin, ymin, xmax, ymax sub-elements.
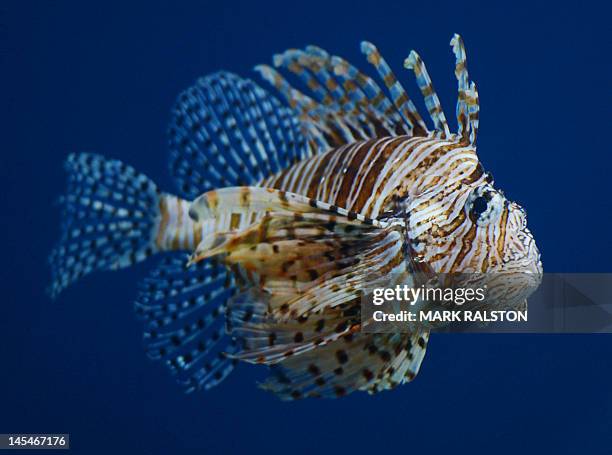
<box><xmin>2</xmin><ymin>1</ymin><xmax>610</xmax><ymax>454</ymax></box>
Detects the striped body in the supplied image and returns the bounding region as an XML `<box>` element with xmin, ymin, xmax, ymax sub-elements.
<box><xmin>156</xmin><ymin>133</ymin><xmax>494</xmax><ymax>275</ymax></box>
<box><xmin>263</xmin><ymin>134</ymin><xmax>478</xmax><ymax>217</ymax></box>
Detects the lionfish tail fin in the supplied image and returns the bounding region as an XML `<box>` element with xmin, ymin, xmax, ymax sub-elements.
<box><xmin>48</xmin><ymin>153</ymin><xmax>160</xmax><ymax>298</ymax></box>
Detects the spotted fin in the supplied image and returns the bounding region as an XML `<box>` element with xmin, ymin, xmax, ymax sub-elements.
<box><xmin>188</xmin><ymin>186</ymin><xmax>385</xmax><ymax>225</ymax></box>
<box><xmin>168</xmin><ymin>72</ymin><xmax>311</xmax><ymax>199</ymax></box>
<box><xmin>449</xmin><ymin>34</ymin><xmax>479</xmax><ymax>144</ymax></box>
<box><xmin>217</xmin><ymin>223</ymin><xmax>407</xmax><ymax>368</ymax></box>
<box><xmin>360</xmin><ymin>42</ymin><xmax>428</xmax><ymax>135</ymax></box>
<box><xmin>185</xmin><ymin>185</ymin><xmax>390</xmax><ymax>265</ymax></box>
<box><xmin>135</xmin><ymin>253</ymin><xmax>239</xmax><ymax>392</ymax></box>
<box><xmin>404</xmin><ymin>50</ymin><xmax>451</xmax><ymax>138</ymax></box>
<box><xmin>48</xmin><ymin>153</ymin><xmax>160</xmax><ymax>297</ymax></box>
<box><xmin>185</xmin><ymin>186</ymin><xmax>393</xmax><ymax>266</ymax></box>
<box><xmin>189</xmin><ymin>188</ymin><xmax>413</xmax><ymax>376</ymax></box>
<box><xmin>183</xmin><ymin>184</ymin><xmax>430</xmax><ymax>399</ymax></box>
<box><xmin>257</xmin><ymin>34</ymin><xmax>481</xmax><ymax>152</ymax></box>
<box><xmin>255</xmin><ymin>42</ymin><xmax>429</xmax><ymax>151</ymax></box>
<box><xmin>260</xmin><ymin>332</ymin><xmax>429</xmax><ymax>400</ymax></box>
<box><xmin>226</xmin><ymin>288</ymin><xmax>359</xmax><ymax>365</ymax></box>
<box><xmin>188</xmin><ymin>214</ymin><xmax>404</xmax><ymax>328</ymax></box>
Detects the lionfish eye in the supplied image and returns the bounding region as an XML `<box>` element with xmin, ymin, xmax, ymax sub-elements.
<box><xmin>470</xmin><ymin>195</ymin><xmax>490</xmax><ymax>220</ymax></box>
<box><xmin>467</xmin><ymin>187</ymin><xmax>503</xmax><ymax>226</ymax></box>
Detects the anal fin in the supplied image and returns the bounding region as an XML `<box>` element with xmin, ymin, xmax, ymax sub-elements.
<box><xmin>260</xmin><ymin>331</ymin><xmax>429</xmax><ymax>400</ymax></box>
<box><xmin>135</xmin><ymin>253</ymin><xmax>238</xmax><ymax>392</ymax></box>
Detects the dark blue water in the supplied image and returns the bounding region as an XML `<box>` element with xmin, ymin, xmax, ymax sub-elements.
<box><xmin>3</xmin><ymin>1</ymin><xmax>610</xmax><ymax>453</ymax></box>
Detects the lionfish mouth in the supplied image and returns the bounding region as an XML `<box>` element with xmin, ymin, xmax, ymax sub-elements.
<box><xmin>528</xmin><ymin>245</ymin><xmax>544</xmax><ymax>279</ymax></box>
<box><xmin>523</xmin><ymin>227</ymin><xmax>543</xmax><ymax>274</ymax></box>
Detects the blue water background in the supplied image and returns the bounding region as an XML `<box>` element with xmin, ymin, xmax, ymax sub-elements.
<box><xmin>2</xmin><ymin>1</ymin><xmax>610</xmax><ymax>453</ymax></box>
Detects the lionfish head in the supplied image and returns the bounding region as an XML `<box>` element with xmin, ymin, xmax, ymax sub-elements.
<box><xmin>463</xmin><ymin>182</ymin><xmax>541</xmax><ymax>275</ymax></box>
<box><xmin>407</xmin><ymin>175</ymin><xmax>542</xmax><ymax>306</ymax></box>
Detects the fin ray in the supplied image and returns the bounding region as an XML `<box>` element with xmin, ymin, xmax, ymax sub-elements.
<box><xmin>136</xmin><ymin>253</ymin><xmax>239</xmax><ymax>392</ymax></box>
<box><xmin>168</xmin><ymin>72</ymin><xmax>310</xmax><ymax>199</ymax></box>
<box><xmin>260</xmin><ymin>331</ymin><xmax>429</xmax><ymax>400</ymax></box>
<box><xmin>48</xmin><ymin>153</ymin><xmax>160</xmax><ymax>297</ymax></box>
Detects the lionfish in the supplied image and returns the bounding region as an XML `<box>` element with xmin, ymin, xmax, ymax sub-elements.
<box><xmin>49</xmin><ymin>34</ymin><xmax>542</xmax><ymax>399</ymax></box>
